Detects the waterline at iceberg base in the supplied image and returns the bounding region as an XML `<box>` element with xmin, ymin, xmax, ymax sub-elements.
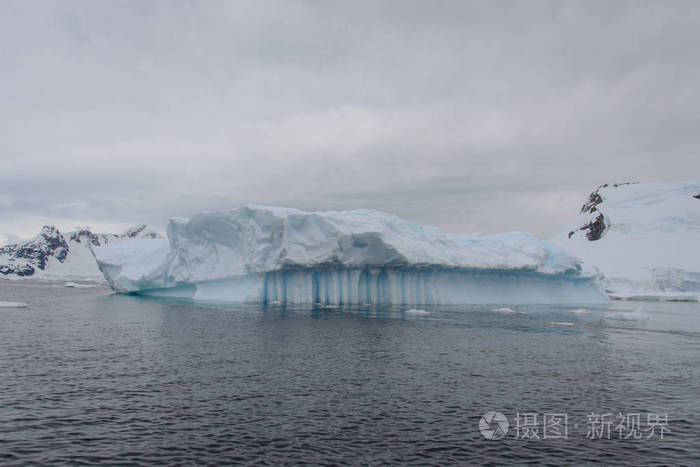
<box><xmin>133</xmin><ymin>267</ymin><xmax>608</xmax><ymax>305</ymax></box>
<box><xmin>93</xmin><ymin>206</ymin><xmax>609</xmax><ymax>305</ymax></box>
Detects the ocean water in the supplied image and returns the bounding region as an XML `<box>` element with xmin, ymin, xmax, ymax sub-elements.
<box><xmin>1</xmin><ymin>281</ymin><xmax>699</xmax><ymax>465</ymax></box>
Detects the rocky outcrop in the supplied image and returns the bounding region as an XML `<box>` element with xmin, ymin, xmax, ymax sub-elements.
<box><xmin>69</xmin><ymin>229</ymin><xmax>103</xmax><ymax>246</ymax></box>
<box><xmin>568</xmin><ymin>213</ymin><xmax>608</xmax><ymax>241</ymax></box>
<box><xmin>0</xmin><ymin>226</ymin><xmax>69</xmax><ymax>271</ymax></box>
<box><xmin>570</xmin><ymin>183</ymin><xmax>639</xmax><ymax>241</ymax></box>
<box><xmin>580</xmin><ymin>190</ymin><xmax>603</xmax><ymax>214</ymax></box>
<box><xmin>0</xmin><ymin>262</ymin><xmax>35</xmax><ymax>277</ymax></box>
<box><xmin>580</xmin><ymin>182</ymin><xmax>638</xmax><ymax>214</ymax></box>
<box><xmin>121</xmin><ymin>224</ymin><xmax>161</xmax><ymax>239</ymax></box>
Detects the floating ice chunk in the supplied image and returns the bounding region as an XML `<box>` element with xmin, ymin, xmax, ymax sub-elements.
<box><xmin>93</xmin><ymin>206</ymin><xmax>609</xmax><ymax>305</ymax></box>
<box><xmin>605</xmin><ymin>310</ymin><xmax>650</xmax><ymax>321</ymax></box>
<box><xmin>608</xmin><ymin>291</ymin><xmax>699</xmax><ymax>302</ymax></box>
<box><xmin>405</xmin><ymin>308</ymin><xmax>430</xmax><ymax>315</ymax></box>
<box><xmin>549</xmin><ymin>321</ymin><xmax>575</xmax><ymax>326</ymax></box>
<box><xmin>569</xmin><ymin>308</ymin><xmax>590</xmax><ymax>315</ymax></box>
<box><xmin>0</xmin><ymin>301</ymin><xmax>29</xmax><ymax>308</ymax></box>
<box><xmin>491</xmin><ymin>307</ymin><xmax>525</xmax><ymax>315</ymax></box>
<box><xmin>63</xmin><ymin>281</ymin><xmax>99</xmax><ymax>288</ymax></box>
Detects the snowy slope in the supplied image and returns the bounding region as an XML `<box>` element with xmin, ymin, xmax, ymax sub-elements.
<box><xmin>0</xmin><ymin>225</ymin><xmax>163</xmax><ymax>281</ymax></box>
<box><xmin>551</xmin><ymin>180</ymin><xmax>700</xmax><ymax>300</ymax></box>
<box><xmin>93</xmin><ymin>206</ymin><xmax>607</xmax><ymax>305</ymax></box>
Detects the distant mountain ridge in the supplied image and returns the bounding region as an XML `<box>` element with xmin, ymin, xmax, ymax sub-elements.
<box><xmin>0</xmin><ymin>225</ymin><xmax>163</xmax><ymax>280</ymax></box>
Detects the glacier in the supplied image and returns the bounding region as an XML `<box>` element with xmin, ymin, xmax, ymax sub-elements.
<box><xmin>552</xmin><ymin>179</ymin><xmax>700</xmax><ymax>301</ymax></box>
<box><xmin>93</xmin><ymin>206</ymin><xmax>607</xmax><ymax>305</ymax></box>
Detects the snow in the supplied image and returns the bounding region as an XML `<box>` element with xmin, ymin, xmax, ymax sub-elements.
<box><xmin>94</xmin><ymin>205</ymin><xmax>608</xmax><ymax>305</ymax></box>
<box><xmin>39</xmin><ymin>239</ymin><xmax>105</xmax><ymax>280</ymax></box>
<box><xmin>552</xmin><ymin>179</ymin><xmax>700</xmax><ymax>300</ymax></box>
<box><xmin>0</xmin><ymin>301</ymin><xmax>28</xmax><ymax>308</ymax></box>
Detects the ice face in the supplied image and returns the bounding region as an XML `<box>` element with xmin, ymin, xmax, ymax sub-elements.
<box><xmin>93</xmin><ymin>206</ymin><xmax>607</xmax><ymax>305</ymax></box>
<box><xmin>133</xmin><ymin>268</ymin><xmax>608</xmax><ymax>305</ymax></box>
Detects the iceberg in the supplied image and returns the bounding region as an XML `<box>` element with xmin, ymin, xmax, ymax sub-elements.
<box><xmin>93</xmin><ymin>206</ymin><xmax>608</xmax><ymax>305</ymax></box>
<box><xmin>0</xmin><ymin>301</ymin><xmax>29</xmax><ymax>308</ymax></box>
<box><xmin>552</xmin><ymin>179</ymin><xmax>700</xmax><ymax>301</ymax></box>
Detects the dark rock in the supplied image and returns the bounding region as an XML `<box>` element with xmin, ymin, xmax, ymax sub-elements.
<box><xmin>580</xmin><ymin>191</ymin><xmax>603</xmax><ymax>214</ymax></box>
<box><xmin>568</xmin><ymin>214</ymin><xmax>608</xmax><ymax>241</ymax></box>
<box><xmin>580</xmin><ymin>182</ymin><xmax>639</xmax><ymax>214</ymax></box>
<box><xmin>70</xmin><ymin>229</ymin><xmax>102</xmax><ymax>246</ymax></box>
<box><xmin>0</xmin><ymin>262</ymin><xmax>35</xmax><ymax>276</ymax></box>
<box><xmin>582</xmin><ymin>214</ymin><xmax>608</xmax><ymax>241</ymax></box>
<box><xmin>121</xmin><ymin>224</ymin><xmax>160</xmax><ymax>239</ymax></box>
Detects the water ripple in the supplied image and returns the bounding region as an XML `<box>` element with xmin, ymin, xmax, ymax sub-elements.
<box><xmin>1</xmin><ymin>281</ymin><xmax>699</xmax><ymax>465</ymax></box>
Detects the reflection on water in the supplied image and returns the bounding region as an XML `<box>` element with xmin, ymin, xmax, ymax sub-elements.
<box><xmin>1</xmin><ymin>281</ymin><xmax>699</xmax><ymax>465</ymax></box>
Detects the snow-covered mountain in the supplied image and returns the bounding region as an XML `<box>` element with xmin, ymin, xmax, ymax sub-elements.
<box><xmin>552</xmin><ymin>180</ymin><xmax>700</xmax><ymax>300</ymax></box>
<box><xmin>0</xmin><ymin>225</ymin><xmax>163</xmax><ymax>281</ymax></box>
<box><xmin>93</xmin><ymin>206</ymin><xmax>607</xmax><ymax>305</ymax></box>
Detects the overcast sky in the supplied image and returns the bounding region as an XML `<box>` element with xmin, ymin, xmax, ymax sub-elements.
<box><xmin>2</xmin><ymin>0</ymin><xmax>700</xmax><ymax>243</ymax></box>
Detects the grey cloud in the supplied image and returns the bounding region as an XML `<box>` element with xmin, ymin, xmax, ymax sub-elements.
<box><xmin>1</xmin><ymin>0</ymin><xmax>699</xmax><ymax>241</ymax></box>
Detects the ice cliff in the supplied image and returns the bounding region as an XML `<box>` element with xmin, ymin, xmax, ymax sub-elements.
<box><xmin>93</xmin><ymin>206</ymin><xmax>607</xmax><ymax>305</ymax></box>
<box><xmin>0</xmin><ymin>225</ymin><xmax>163</xmax><ymax>281</ymax></box>
<box><xmin>552</xmin><ymin>180</ymin><xmax>700</xmax><ymax>301</ymax></box>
